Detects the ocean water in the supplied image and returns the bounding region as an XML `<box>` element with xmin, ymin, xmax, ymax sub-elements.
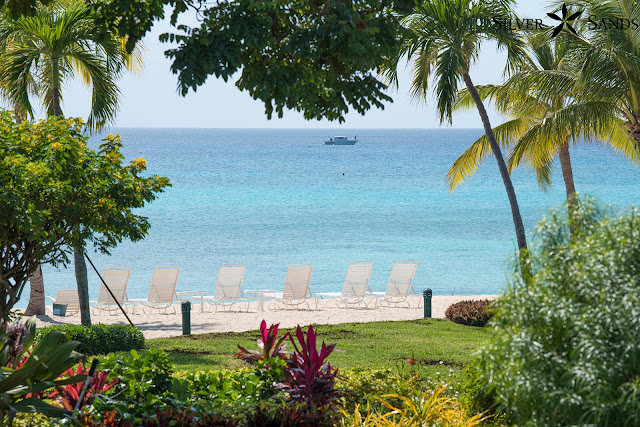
<box><xmin>26</xmin><ymin>128</ymin><xmax>640</xmax><ymax>306</ymax></box>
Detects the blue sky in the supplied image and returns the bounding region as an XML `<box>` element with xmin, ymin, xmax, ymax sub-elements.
<box><xmin>7</xmin><ymin>1</ymin><xmax>549</xmax><ymax>129</ymax></box>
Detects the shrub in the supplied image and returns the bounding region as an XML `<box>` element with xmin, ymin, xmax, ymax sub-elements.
<box><xmin>0</xmin><ymin>318</ymin><xmax>85</xmax><ymax>424</ymax></box>
<box><xmin>36</xmin><ymin>324</ymin><xmax>144</xmax><ymax>355</ymax></box>
<box><xmin>445</xmin><ymin>299</ymin><xmax>493</xmax><ymax>327</ymax></box>
<box><xmin>341</xmin><ymin>386</ymin><xmax>484</xmax><ymax>426</ymax></box>
<box><xmin>475</xmin><ymin>198</ymin><xmax>640</xmax><ymax>425</ymax></box>
<box><xmin>100</xmin><ymin>348</ymin><xmax>174</xmax><ymax>400</ymax></box>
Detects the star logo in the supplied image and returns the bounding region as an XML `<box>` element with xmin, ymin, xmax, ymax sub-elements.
<box><xmin>547</xmin><ymin>3</ymin><xmax>582</xmax><ymax>37</ymax></box>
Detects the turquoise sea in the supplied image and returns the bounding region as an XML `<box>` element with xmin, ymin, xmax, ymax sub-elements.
<box><xmin>26</xmin><ymin>128</ymin><xmax>640</xmax><ymax>306</ymax></box>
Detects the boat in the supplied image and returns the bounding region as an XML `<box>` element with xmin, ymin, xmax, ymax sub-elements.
<box><xmin>325</xmin><ymin>135</ymin><xmax>358</xmax><ymax>145</ymax></box>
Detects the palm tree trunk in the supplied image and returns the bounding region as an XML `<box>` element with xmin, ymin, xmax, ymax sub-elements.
<box><xmin>51</xmin><ymin>55</ymin><xmax>91</xmax><ymax>326</ymax></box>
<box><xmin>558</xmin><ymin>138</ymin><xmax>578</xmax><ymax>218</ymax></box>
<box><xmin>74</xmin><ymin>248</ymin><xmax>91</xmax><ymax>326</ymax></box>
<box><xmin>462</xmin><ymin>73</ymin><xmax>528</xmax><ymax>257</ymax></box>
<box><xmin>23</xmin><ymin>264</ymin><xmax>45</xmax><ymax>315</ymax></box>
<box><xmin>51</xmin><ymin>56</ymin><xmax>62</xmax><ymax>117</ymax></box>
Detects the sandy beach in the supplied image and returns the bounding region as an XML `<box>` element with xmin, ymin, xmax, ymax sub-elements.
<box><xmin>33</xmin><ymin>295</ymin><xmax>498</xmax><ymax>339</ymax></box>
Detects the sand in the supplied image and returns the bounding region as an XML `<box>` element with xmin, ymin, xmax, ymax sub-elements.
<box><xmin>33</xmin><ymin>295</ymin><xmax>499</xmax><ymax>339</ymax></box>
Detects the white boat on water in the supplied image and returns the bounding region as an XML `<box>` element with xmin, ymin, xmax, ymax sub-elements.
<box><xmin>325</xmin><ymin>135</ymin><xmax>357</xmax><ymax>145</ymax></box>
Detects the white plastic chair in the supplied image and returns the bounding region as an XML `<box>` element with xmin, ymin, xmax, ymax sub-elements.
<box><xmin>90</xmin><ymin>266</ymin><xmax>131</xmax><ymax>315</ymax></box>
<box><xmin>371</xmin><ymin>261</ymin><xmax>418</xmax><ymax>308</ymax></box>
<box><xmin>206</xmin><ymin>263</ymin><xmax>249</xmax><ymax>312</ymax></box>
<box><xmin>270</xmin><ymin>263</ymin><xmax>317</xmax><ymax>310</ymax></box>
<box><xmin>129</xmin><ymin>265</ymin><xmax>180</xmax><ymax>314</ymax></box>
<box><xmin>317</xmin><ymin>261</ymin><xmax>375</xmax><ymax>308</ymax></box>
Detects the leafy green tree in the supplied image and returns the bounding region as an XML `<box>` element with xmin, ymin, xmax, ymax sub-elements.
<box><xmin>475</xmin><ymin>197</ymin><xmax>640</xmax><ymax>425</ymax></box>
<box><xmin>0</xmin><ymin>111</ymin><xmax>169</xmax><ymax>320</ymax></box>
<box><xmin>90</xmin><ymin>0</ymin><xmax>406</xmax><ymax>122</ymax></box>
<box><xmin>448</xmin><ymin>33</ymin><xmax>638</xmax><ymax>219</ymax></box>
<box><xmin>0</xmin><ymin>0</ymin><xmax>142</xmax><ymax>322</ymax></box>
<box><xmin>383</xmin><ymin>0</ymin><xmax>530</xmax><ymax>255</ymax></box>
<box><xmin>161</xmin><ymin>0</ymin><xmax>404</xmax><ymax>122</ymax></box>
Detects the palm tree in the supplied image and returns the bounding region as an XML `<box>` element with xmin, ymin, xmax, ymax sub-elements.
<box><xmin>0</xmin><ymin>0</ymin><xmax>142</xmax><ymax>324</ymax></box>
<box><xmin>447</xmin><ymin>33</ymin><xmax>638</xmax><ymax>219</ymax></box>
<box><xmin>534</xmin><ymin>0</ymin><xmax>640</xmax><ymax>146</ymax></box>
<box><xmin>384</xmin><ymin>0</ymin><xmax>530</xmax><ymax>257</ymax></box>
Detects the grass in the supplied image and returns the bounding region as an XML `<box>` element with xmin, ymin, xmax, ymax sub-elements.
<box><xmin>148</xmin><ymin>319</ymin><xmax>489</xmax><ymax>374</ymax></box>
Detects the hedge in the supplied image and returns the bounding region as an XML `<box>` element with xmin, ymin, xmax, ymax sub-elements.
<box><xmin>35</xmin><ymin>323</ymin><xmax>145</xmax><ymax>355</ymax></box>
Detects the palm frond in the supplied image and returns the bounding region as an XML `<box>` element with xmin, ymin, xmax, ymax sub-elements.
<box><xmin>447</xmin><ymin>117</ymin><xmax>531</xmax><ymax>191</ymax></box>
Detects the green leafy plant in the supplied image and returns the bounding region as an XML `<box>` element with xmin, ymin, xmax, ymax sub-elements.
<box><xmin>445</xmin><ymin>300</ymin><xmax>493</xmax><ymax>327</ymax></box>
<box><xmin>475</xmin><ymin>197</ymin><xmax>640</xmax><ymax>425</ymax></box>
<box><xmin>341</xmin><ymin>386</ymin><xmax>484</xmax><ymax>426</ymax></box>
<box><xmin>36</xmin><ymin>324</ymin><xmax>144</xmax><ymax>355</ymax></box>
<box><xmin>100</xmin><ymin>348</ymin><xmax>173</xmax><ymax>401</ymax></box>
<box><xmin>0</xmin><ymin>317</ymin><xmax>84</xmax><ymax>424</ymax></box>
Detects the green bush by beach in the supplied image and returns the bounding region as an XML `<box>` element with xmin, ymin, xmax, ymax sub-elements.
<box><xmin>445</xmin><ymin>299</ymin><xmax>494</xmax><ymax>327</ymax></box>
<box><xmin>472</xmin><ymin>198</ymin><xmax>640</xmax><ymax>425</ymax></box>
<box><xmin>35</xmin><ymin>324</ymin><xmax>145</xmax><ymax>355</ymax></box>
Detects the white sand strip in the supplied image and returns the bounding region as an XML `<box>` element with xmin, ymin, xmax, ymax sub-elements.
<box><xmin>33</xmin><ymin>295</ymin><xmax>498</xmax><ymax>339</ymax></box>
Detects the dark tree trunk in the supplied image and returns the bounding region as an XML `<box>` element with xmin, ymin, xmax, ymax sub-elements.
<box><xmin>74</xmin><ymin>248</ymin><xmax>91</xmax><ymax>327</ymax></box>
<box><xmin>462</xmin><ymin>73</ymin><xmax>529</xmax><ymax>272</ymax></box>
<box><xmin>558</xmin><ymin>138</ymin><xmax>578</xmax><ymax>218</ymax></box>
<box><xmin>24</xmin><ymin>264</ymin><xmax>45</xmax><ymax>315</ymax></box>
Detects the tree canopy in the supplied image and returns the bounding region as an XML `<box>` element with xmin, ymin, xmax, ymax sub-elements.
<box><xmin>90</xmin><ymin>0</ymin><xmax>408</xmax><ymax>122</ymax></box>
<box><xmin>0</xmin><ymin>112</ymin><xmax>169</xmax><ymax>318</ymax></box>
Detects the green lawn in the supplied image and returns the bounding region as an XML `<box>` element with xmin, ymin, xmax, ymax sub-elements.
<box><xmin>149</xmin><ymin>319</ymin><xmax>489</xmax><ymax>373</ymax></box>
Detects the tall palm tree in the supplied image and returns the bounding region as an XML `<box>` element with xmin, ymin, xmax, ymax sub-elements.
<box><xmin>0</xmin><ymin>0</ymin><xmax>142</xmax><ymax>324</ymax></box>
<box><xmin>447</xmin><ymin>33</ymin><xmax>638</xmax><ymax>219</ymax></box>
<box><xmin>384</xmin><ymin>0</ymin><xmax>530</xmax><ymax>257</ymax></box>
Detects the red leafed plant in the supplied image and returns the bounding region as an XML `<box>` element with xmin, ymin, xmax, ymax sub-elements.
<box><xmin>235</xmin><ymin>320</ymin><xmax>290</xmax><ymax>363</ymax></box>
<box><xmin>282</xmin><ymin>325</ymin><xmax>342</xmax><ymax>423</ymax></box>
<box><xmin>48</xmin><ymin>362</ymin><xmax>119</xmax><ymax>410</ymax></box>
<box><xmin>235</xmin><ymin>322</ymin><xmax>344</xmax><ymax>424</ymax></box>
<box><xmin>445</xmin><ymin>299</ymin><xmax>494</xmax><ymax>327</ymax></box>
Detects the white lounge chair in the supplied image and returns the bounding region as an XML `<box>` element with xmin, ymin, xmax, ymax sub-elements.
<box><xmin>129</xmin><ymin>265</ymin><xmax>180</xmax><ymax>314</ymax></box>
<box><xmin>205</xmin><ymin>263</ymin><xmax>249</xmax><ymax>312</ymax></box>
<box><xmin>46</xmin><ymin>289</ymin><xmax>80</xmax><ymax>316</ymax></box>
<box><xmin>90</xmin><ymin>266</ymin><xmax>131</xmax><ymax>315</ymax></box>
<box><xmin>317</xmin><ymin>261</ymin><xmax>375</xmax><ymax>308</ymax></box>
<box><xmin>371</xmin><ymin>261</ymin><xmax>418</xmax><ymax>308</ymax></box>
<box><xmin>270</xmin><ymin>263</ymin><xmax>317</xmax><ymax>310</ymax></box>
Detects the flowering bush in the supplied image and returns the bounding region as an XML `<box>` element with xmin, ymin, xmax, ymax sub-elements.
<box><xmin>445</xmin><ymin>299</ymin><xmax>493</xmax><ymax>327</ymax></box>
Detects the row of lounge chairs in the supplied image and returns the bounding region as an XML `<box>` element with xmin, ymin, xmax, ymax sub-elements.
<box><xmin>47</xmin><ymin>261</ymin><xmax>421</xmax><ymax>316</ymax></box>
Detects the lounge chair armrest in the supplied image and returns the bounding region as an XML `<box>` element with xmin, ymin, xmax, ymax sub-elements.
<box><xmin>46</xmin><ymin>296</ymin><xmax>56</xmax><ymax>303</ymax></box>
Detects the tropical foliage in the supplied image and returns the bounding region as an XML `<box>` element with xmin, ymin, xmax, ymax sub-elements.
<box><xmin>557</xmin><ymin>0</ymin><xmax>640</xmax><ymax>145</ymax></box>
<box><xmin>0</xmin><ymin>112</ymin><xmax>169</xmax><ymax>318</ymax></box>
<box><xmin>342</xmin><ymin>387</ymin><xmax>484</xmax><ymax>427</ymax></box>
<box><xmin>475</xmin><ymin>197</ymin><xmax>640</xmax><ymax>425</ymax></box>
<box><xmin>0</xmin><ymin>317</ymin><xmax>84</xmax><ymax>424</ymax></box>
<box><xmin>0</xmin><ymin>0</ymin><xmax>142</xmax><ymax>131</ymax></box>
<box><xmin>447</xmin><ymin>31</ymin><xmax>638</xmax><ymax>217</ymax></box>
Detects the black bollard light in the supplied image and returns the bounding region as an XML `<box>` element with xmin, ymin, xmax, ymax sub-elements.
<box><xmin>181</xmin><ymin>300</ymin><xmax>191</xmax><ymax>335</ymax></box>
<box><xmin>423</xmin><ymin>288</ymin><xmax>432</xmax><ymax>318</ymax></box>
